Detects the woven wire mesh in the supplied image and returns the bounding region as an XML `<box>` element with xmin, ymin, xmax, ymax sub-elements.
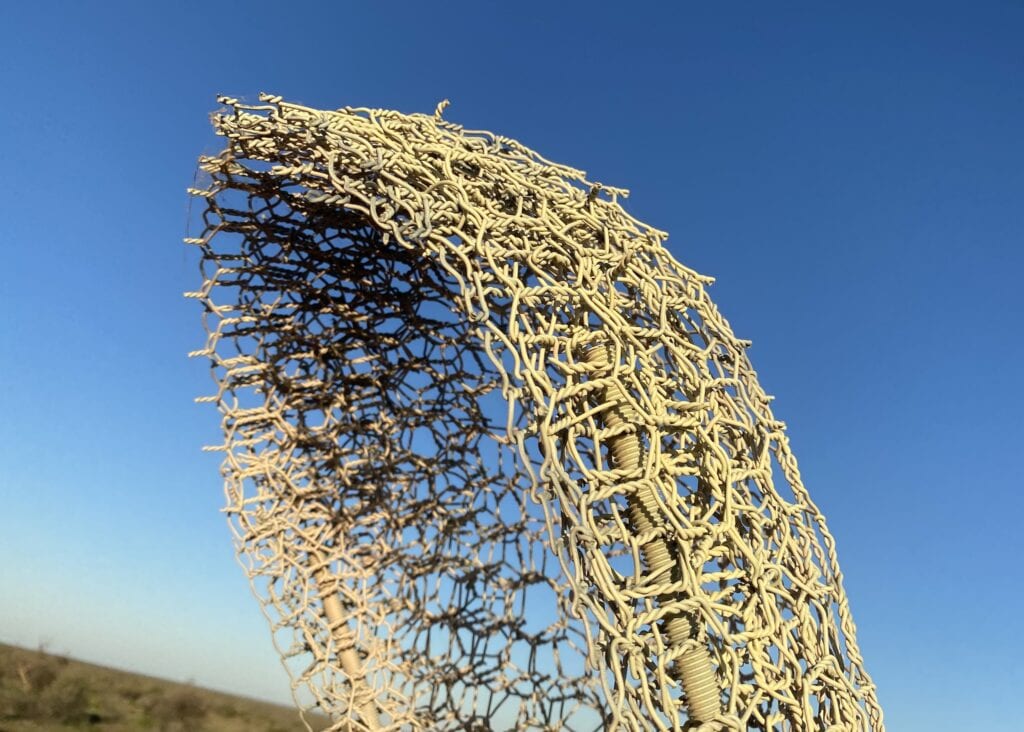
<box><xmin>187</xmin><ymin>95</ymin><xmax>884</xmax><ymax>732</ymax></box>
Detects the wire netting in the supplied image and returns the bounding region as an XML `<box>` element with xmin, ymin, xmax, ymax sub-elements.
<box><xmin>187</xmin><ymin>95</ymin><xmax>884</xmax><ymax>732</ymax></box>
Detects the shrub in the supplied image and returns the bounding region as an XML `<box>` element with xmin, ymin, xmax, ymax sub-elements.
<box><xmin>15</xmin><ymin>657</ymin><xmax>57</xmax><ymax>693</ymax></box>
<box><xmin>147</xmin><ymin>689</ymin><xmax>207</xmax><ymax>731</ymax></box>
<box><xmin>37</xmin><ymin>672</ymin><xmax>91</xmax><ymax>723</ymax></box>
<box><xmin>0</xmin><ymin>685</ymin><xmax>36</xmax><ymax>719</ymax></box>
<box><xmin>120</xmin><ymin>683</ymin><xmax>146</xmax><ymax>702</ymax></box>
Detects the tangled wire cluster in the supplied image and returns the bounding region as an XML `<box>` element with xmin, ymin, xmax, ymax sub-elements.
<box><xmin>188</xmin><ymin>95</ymin><xmax>883</xmax><ymax>731</ymax></box>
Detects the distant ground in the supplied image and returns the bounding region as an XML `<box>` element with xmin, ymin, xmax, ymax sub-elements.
<box><xmin>0</xmin><ymin>643</ymin><xmax>329</xmax><ymax>731</ymax></box>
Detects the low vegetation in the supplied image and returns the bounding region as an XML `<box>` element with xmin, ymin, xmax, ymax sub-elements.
<box><xmin>0</xmin><ymin>643</ymin><xmax>328</xmax><ymax>731</ymax></box>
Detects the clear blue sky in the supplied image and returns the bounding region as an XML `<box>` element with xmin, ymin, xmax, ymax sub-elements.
<box><xmin>1</xmin><ymin>2</ymin><xmax>1021</xmax><ymax>729</ymax></box>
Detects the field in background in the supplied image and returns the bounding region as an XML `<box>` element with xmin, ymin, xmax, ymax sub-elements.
<box><xmin>0</xmin><ymin>643</ymin><xmax>329</xmax><ymax>731</ymax></box>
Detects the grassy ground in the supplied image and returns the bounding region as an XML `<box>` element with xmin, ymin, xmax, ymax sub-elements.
<box><xmin>0</xmin><ymin>643</ymin><xmax>329</xmax><ymax>731</ymax></box>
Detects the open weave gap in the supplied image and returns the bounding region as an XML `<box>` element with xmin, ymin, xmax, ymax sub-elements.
<box><xmin>188</xmin><ymin>95</ymin><xmax>883</xmax><ymax>732</ymax></box>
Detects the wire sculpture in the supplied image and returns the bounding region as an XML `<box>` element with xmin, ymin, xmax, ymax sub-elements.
<box><xmin>187</xmin><ymin>94</ymin><xmax>884</xmax><ymax>731</ymax></box>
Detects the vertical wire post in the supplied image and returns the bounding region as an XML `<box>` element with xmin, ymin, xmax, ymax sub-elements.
<box><xmin>582</xmin><ymin>343</ymin><xmax>721</xmax><ymax>724</ymax></box>
<box><xmin>313</xmin><ymin>566</ymin><xmax>383</xmax><ymax>730</ymax></box>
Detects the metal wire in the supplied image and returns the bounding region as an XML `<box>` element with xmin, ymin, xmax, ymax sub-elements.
<box><xmin>187</xmin><ymin>94</ymin><xmax>884</xmax><ymax>732</ymax></box>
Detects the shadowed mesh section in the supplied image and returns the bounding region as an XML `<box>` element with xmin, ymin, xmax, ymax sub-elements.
<box><xmin>187</xmin><ymin>95</ymin><xmax>883</xmax><ymax>732</ymax></box>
